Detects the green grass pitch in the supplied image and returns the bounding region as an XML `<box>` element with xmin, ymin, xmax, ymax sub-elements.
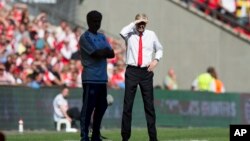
<box><xmin>4</xmin><ymin>127</ymin><xmax>229</xmax><ymax>141</ymax></box>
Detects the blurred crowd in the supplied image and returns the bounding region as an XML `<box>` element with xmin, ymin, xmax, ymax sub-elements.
<box><xmin>0</xmin><ymin>1</ymin><xmax>227</xmax><ymax>93</ymax></box>
<box><xmin>180</xmin><ymin>0</ymin><xmax>250</xmax><ymax>37</ymax></box>
<box><xmin>0</xmin><ymin>1</ymin><xmax>126</xmax><ymax>89</ymax></box>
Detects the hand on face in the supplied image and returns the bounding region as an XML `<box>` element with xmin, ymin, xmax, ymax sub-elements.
<box><xmin>134</xmin><ymin>19</ymin><xmax>148</xmax><ymax>25</ymax></box>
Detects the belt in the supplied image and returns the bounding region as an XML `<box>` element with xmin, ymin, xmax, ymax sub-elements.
<box><xmin>127</xmin><ymin>65</ymin><xmax>148</xmax><ymax>69</ymax></box>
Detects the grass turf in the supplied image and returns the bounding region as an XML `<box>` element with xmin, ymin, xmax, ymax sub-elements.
<box><xmin>4</xmin><ymin>127</ymin><xmax>229</xmax><ymax>141</ymax></box>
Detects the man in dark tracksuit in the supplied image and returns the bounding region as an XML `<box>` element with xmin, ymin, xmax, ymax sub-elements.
<box><xmin>79</xmin><ymin>10</ymin><xmax>115</xmax><ymax>141</ymax></box>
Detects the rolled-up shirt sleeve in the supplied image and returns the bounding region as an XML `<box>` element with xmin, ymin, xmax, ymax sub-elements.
<box><xmin>120</xmin><ymin>22</ymin><xmax>136</xmax><ymax>39</ymax></box>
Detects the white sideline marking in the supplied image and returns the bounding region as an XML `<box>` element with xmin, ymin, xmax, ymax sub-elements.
<box><xmin>161</xmin><ymin>140</ymin><xmax>208</xmax><ymax>141</ymax></box>
<box><xmin>63</xmin><ymin>139</ymin><xmax>205</xmax><ymax>141</ymax></box>
<box><xmin>63</xmin><ymin>140</ymin><xmax>113</xmax><ymax>141</ymax></box>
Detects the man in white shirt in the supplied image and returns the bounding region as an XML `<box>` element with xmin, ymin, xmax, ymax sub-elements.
<box><xmin>53</xmin><ymin>86</ymin><xmax>80</xmax><ymax>129</ymax></box>
<box><xmin>120</xmin><ymin>13</ymin><xmax>163</xmax><ymax>141</ymax></box>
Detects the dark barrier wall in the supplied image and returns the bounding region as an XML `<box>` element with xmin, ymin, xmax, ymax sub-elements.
<box><xmin>0</xmin><ymin>86</ymin><xmax>249</xmax><ymax>130</ymax></box>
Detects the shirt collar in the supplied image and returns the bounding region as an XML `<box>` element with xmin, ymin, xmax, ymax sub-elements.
<box><xmin>135</xmin><ymin>30</ymin><xmax>145</xmax><ymax>36</ymax></box>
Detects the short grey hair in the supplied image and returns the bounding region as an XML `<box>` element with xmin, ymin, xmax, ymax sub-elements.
<box><xmin>135</xmin><ymin>13</ymin><xmax>148</xmax><ymax>20</ymax></box>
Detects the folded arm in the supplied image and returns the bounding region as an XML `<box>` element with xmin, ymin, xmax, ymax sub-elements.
<box><xmin>91</xmin><ymin>48</ymin><xmax>115</xmax><ymax>59</ymax></box>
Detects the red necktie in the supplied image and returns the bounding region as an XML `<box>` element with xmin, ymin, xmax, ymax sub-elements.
<box><xmin>138</xmin><ymin>34</ymin><xmax>143</xmax><ymax>66</ymax></box>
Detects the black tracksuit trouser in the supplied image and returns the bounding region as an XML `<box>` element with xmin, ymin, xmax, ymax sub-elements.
<box><xmin>80</xmin><ymin>83</ymin><xmax>107</xmax><ymax>141</ymax></box>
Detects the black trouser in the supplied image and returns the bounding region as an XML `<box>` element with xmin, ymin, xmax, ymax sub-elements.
<box><xmin>80</xmin><ymin>83</ymin><xmax>108</xmax><ymax>140</ymax></box>
<box><xmin>121</xmin><ymin>66</ymin><xmax>157</xmax><ymax>141</ymax></box>
<box><xmin>67</xmin><ymin>107</ymin><xmax>80</xmax><ymax>128</ymax></box>
<box><xmin>54</xmin><ymin>107</ymin><xmax>80</xmax><ymax>129</ymax></box>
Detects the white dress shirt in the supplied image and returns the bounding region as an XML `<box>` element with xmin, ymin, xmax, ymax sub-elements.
<box><xmin>120</xmin><ymin>22</ymin><xmax>163</xmax><ymax>67</ymax></box>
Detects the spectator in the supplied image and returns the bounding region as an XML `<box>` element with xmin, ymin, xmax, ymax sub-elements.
<box><xmin>219</xmin><ymin>0</ymin><xmax>237</xmax><ymax>25</ymax></box>
<box><xmin>191</xmin><ymin>66</ymin><xmax>216</xmax><ymax>92</ymax></box>
<box><xmin>109</xmin><ymin>60</ymin><xmax>125</xmax><ymax>89</ymax></box>
<box><xmin>193</xmin><ymin>0</ymin><xmax>208</xmax><ymax>12</ymax></box>
<box><xmin>209</xmin><ymin>67</ymin><xmax>226</xmax><ymax>94</ymax></box>
<box><xmin>163</xmin><ymin>68</ymin><xmax>178</xmax><ymax>90</ymax></box>
<box><xmin>0</xmin><ymin>63</ymin><xmax>15</xmax><ymax>85</ymax></box>
<box><xmin>21</xmin><ymin>8</ymin><xmax>30</xmax><ymax>26</ymax></box>
<box><xmin>55</xmin><ymin>20</ymin><xmax>67</xmax><ymax>43</ymax></box>
<box><xmin>15</xmin><ymin>23</ymin><xmax>31</xmax><ymax>47</ymax></box>
<box><xmin>205</xmin><ymin>0</ymin><xmax>220</xmax><ymax>16</ymax></box>
<box><xmin>74</xmin><ymin>60</ymin><xmax>83</xmax><ymax>87</ymax></box>
<box><xmin>50</xmin><ymin>62</ymin><xmax>62</xmax><ymax>83</ymax></box>
<box><xmin>0</xmin><ymin>38</ymin><xmax>10</xmax><ymax>63</ymax></box>
<box><xmin>53</xmin><ymin>86</ymin><xmax>80</xmax><ymax>129</ymax></box>
<box><xmin>26</xmin><ymin>73</ymin><xmax>40</xmax><ymax>89</ymax></box>
<box><xmin>43</xmin><ymin>70</ymin><xmax>63</xmax><ymax>86</ymax></box>
<box><xmin>214</xmin><ymin>78</ymin><xmax>225</xmax><ymax>94</ymax></box>
<box><xmin>236</xmin><ymin>0</ymin><xmax>250</xmax><ymax>26</ymax></box>
<box><xmin>60</xmin><ymin>37</ymin><xmax>74</xmax><ymax>61</ymax></box>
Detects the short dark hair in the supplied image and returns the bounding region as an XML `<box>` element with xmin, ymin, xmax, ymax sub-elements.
<box><xmin>87</xmin><ymin>10</ymin><xmax>102</xmax><ymax>22</ymax></box>
<box><xmin>207</xmin><ymin>66</ymin><xmax>217</xmax><ymax>79</ymax></box>
<box><xmin>62</xmin><ymin>84</ymin><xmax>68</xmax><ymax>89</ymax></box>
<box><xmin>207</xmin><ymin>66</ymin><xmax>215</xmax><ymax>74</ymax></box>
